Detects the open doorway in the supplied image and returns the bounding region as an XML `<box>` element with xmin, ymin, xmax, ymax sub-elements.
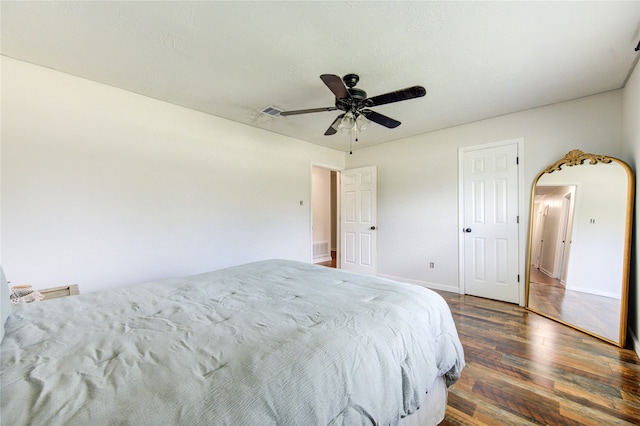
<box><xmin>311</xmin><ymin>166</ymin><xmax>339</xmax><ymax>268</ymax></box>
<box><xmin>532</xmin><ymin>185</ymin><xmax>576</xmax><ymax>285</ymax></box>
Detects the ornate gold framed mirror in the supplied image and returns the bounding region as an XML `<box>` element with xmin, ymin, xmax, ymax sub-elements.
<box><xmin>525</xmin><ymin>150</ymin><xmax>634</xmax><ymax>347</ymax></box>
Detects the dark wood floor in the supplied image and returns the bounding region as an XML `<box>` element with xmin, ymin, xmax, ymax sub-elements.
<box><xmin>436</xmin><ymin>290</ymin><xmax>640</xmax><ymax>425</ymax></box>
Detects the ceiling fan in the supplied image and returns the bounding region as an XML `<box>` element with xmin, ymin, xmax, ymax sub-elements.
<box><xmin>280</xmin><ymin>74</ymin><xmax>426</xmax><ymax>136</ymax></box>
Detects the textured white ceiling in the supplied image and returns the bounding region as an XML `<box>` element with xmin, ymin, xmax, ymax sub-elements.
<box><xmin>2</xmin><ymin>1</ymin><xmax>639</xmax><ymax>152</ymax></box>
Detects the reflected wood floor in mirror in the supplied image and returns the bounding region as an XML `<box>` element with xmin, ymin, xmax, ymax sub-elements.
<box><xmin>528</xmin><ymin>267</ymin><xmax>620</xmax><ymax>342</ymax></box>
<box><xmin>436</xmin><ymin>290</ymin><xmax>640</xmax><ymax>425</ymax></box>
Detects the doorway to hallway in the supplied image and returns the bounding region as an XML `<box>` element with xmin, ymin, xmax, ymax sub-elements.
<box><xmin>311</xmin><ymin>166</ymin><xmax>339</xmax><ymax>268</ymax></box>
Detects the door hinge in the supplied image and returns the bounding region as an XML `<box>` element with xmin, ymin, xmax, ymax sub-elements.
<box><xmin>516</xmin><ymin>156</ymin><xmax>519</xmax><ymax>165</ymax></box>
<box><xmin>517</xmin><ymin>215</ymin><xmax>519</xmax><ymax>223</ymax></box>
<box><xmin>517</xmin><ymin>274</ymin><xmax>520</xmax><ymax>282</ymax></box>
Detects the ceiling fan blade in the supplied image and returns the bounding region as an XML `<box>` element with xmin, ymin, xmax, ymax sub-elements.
<box><xmin>320</xmin><ymin>74</ymin><xmax>350</xmax><ymax>100</ymax></box>
<box><xmin>325</xmin><ymin>114</ymin><xmax>345</xmax><ymax>135</ymax></box>
<box><xmin>361</xmin><ymin>109</ymin><xmax>401</xmax><ymax>129</ymax></box>
<box><xmin>280</xmin><ymin>106</ymin><xmax>338</xmax><ymax>116</ymax></box>
<box><xmin>366</xmin><ymin>86</ymin><xmax>426</xmax><ymax>107</ymax></box>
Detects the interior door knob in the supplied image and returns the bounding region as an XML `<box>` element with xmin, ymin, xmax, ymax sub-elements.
<box><xmin>370</xmin><ymin>226</ymin><xmax>377</xmax><ymax>230</ymax></box>
<box><xmin>464</xmin><ymin>228</ymin><xmax>472</xmax><ymax>233</ymax></box>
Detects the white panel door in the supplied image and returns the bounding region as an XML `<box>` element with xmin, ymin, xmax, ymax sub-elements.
<box><xmin>463</xmin><ymin>144</ymin><xmax>519</xmax><ymax>303</ymax></box>
<box><xmin>341</xmin><ymin>166</ymin><xmax>377</xmax><ymax>275</ymax></box>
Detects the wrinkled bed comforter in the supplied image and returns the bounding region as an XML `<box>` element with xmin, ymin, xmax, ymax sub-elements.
<box><xmin>1</xmin><ymin>260</ymin><xmax>464</xmax><ymax>425</ymax></box>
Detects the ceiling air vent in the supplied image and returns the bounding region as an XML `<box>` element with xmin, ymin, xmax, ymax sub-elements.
<box><xmin>260</xmin><ymin>105</ymin><xmax>283</xmax><ymax>117</ymax></box>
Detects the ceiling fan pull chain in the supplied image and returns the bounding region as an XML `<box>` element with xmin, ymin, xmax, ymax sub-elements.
<box><xmin>349</xmin><ymin>131</ymin><xmax>353</xmax><ymax>155</ymax></box>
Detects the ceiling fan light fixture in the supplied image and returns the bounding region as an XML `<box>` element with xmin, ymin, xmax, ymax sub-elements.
<box><xmin>339</xmin><ymin>111</ymin><xmax>356</xmax><ymax>130</ymax></box>
<box><xmin>355</xmin><ymin>113</ymin><xmax>369</xmax><ymax>132</ymax></box>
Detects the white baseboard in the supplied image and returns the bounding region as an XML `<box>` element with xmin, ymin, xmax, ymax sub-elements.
<box><xmin>566</xmin><ymin>286</ymin><xmax>620</xmax><ymax>299</ymax></box>
<box><xmin>377</xmin><ymin>274</ymin><xmax>460</xmax><ymax>294</ymax></box>
<box><xmin>312</xmin><ymin>256</ymin><xmax>332</xmax><ymax>263</ymax></box>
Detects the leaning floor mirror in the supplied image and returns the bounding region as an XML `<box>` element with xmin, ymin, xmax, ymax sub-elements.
<box><xmin>525</xmin><ymin>150</ymin><xmax>634</xmax><ymax>347</ymax></box>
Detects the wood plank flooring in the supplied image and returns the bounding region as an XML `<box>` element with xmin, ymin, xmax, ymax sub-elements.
<box><xmin>528</xmin><ymin>267</ymin><xmax>621</xmax><ymax>343</ymax></box>
<box><xmin>435</xmin><ymin>290</ymin><xmax>640</xmax><ymax>425</ymax></box>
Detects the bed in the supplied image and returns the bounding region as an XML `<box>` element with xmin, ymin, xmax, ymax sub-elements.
<box><xmin>0</xmin><ymin>259</ymin><xmax>464</xmax><ymax>425</ymax></box>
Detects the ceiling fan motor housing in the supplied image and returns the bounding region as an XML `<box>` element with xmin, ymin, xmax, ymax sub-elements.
<box><xmin>335</xmin><ymin>87</ymin><xmax>369</xmax><ymax>111</ymax></box>
<box><xmin>342</xmin><ymin>73</ymin><xmax>360</xmax><ymax>88</ymax></box>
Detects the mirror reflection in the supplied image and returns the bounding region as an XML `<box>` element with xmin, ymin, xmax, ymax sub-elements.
<box><xmin>526</xmin><ymin>150</ymin><xmax>633</xmax><ymax>347</ymax></box>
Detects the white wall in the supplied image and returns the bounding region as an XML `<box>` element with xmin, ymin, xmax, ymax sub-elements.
<box><xmin>0</xmin><ymin>57</ymin><xmax>345</xmax><ymax>293</ymax></box>
<box><xmin>345</xmin><ymin>90</ymin><xmax>623</xmax><ymax>297</ymax></box>
<box><xmin>621</xmin><ymin>59</ymin><xmax>639</xmax><ymax>354</ymax></box>
<box><xmin>1</xmin><ymin>54</ymin><xmax>635</xmax><ymax>346</ymax></box>
<box><xmin>539</xmin><ymin>164</ymin><xmax>628</xmax><ymax>298</ymax></box>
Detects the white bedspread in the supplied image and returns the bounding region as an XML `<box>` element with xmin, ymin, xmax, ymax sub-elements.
<box><xmin>1</xmin><ymin>260</ymin><xmax>464</xmax><ymax>425</ymax></box>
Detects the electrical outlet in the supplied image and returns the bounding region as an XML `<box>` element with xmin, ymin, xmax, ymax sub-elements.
<box><xmin>429</xmin><ymin>262</ymin><xmax>435</xmax><ymax>268</ymax></box>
